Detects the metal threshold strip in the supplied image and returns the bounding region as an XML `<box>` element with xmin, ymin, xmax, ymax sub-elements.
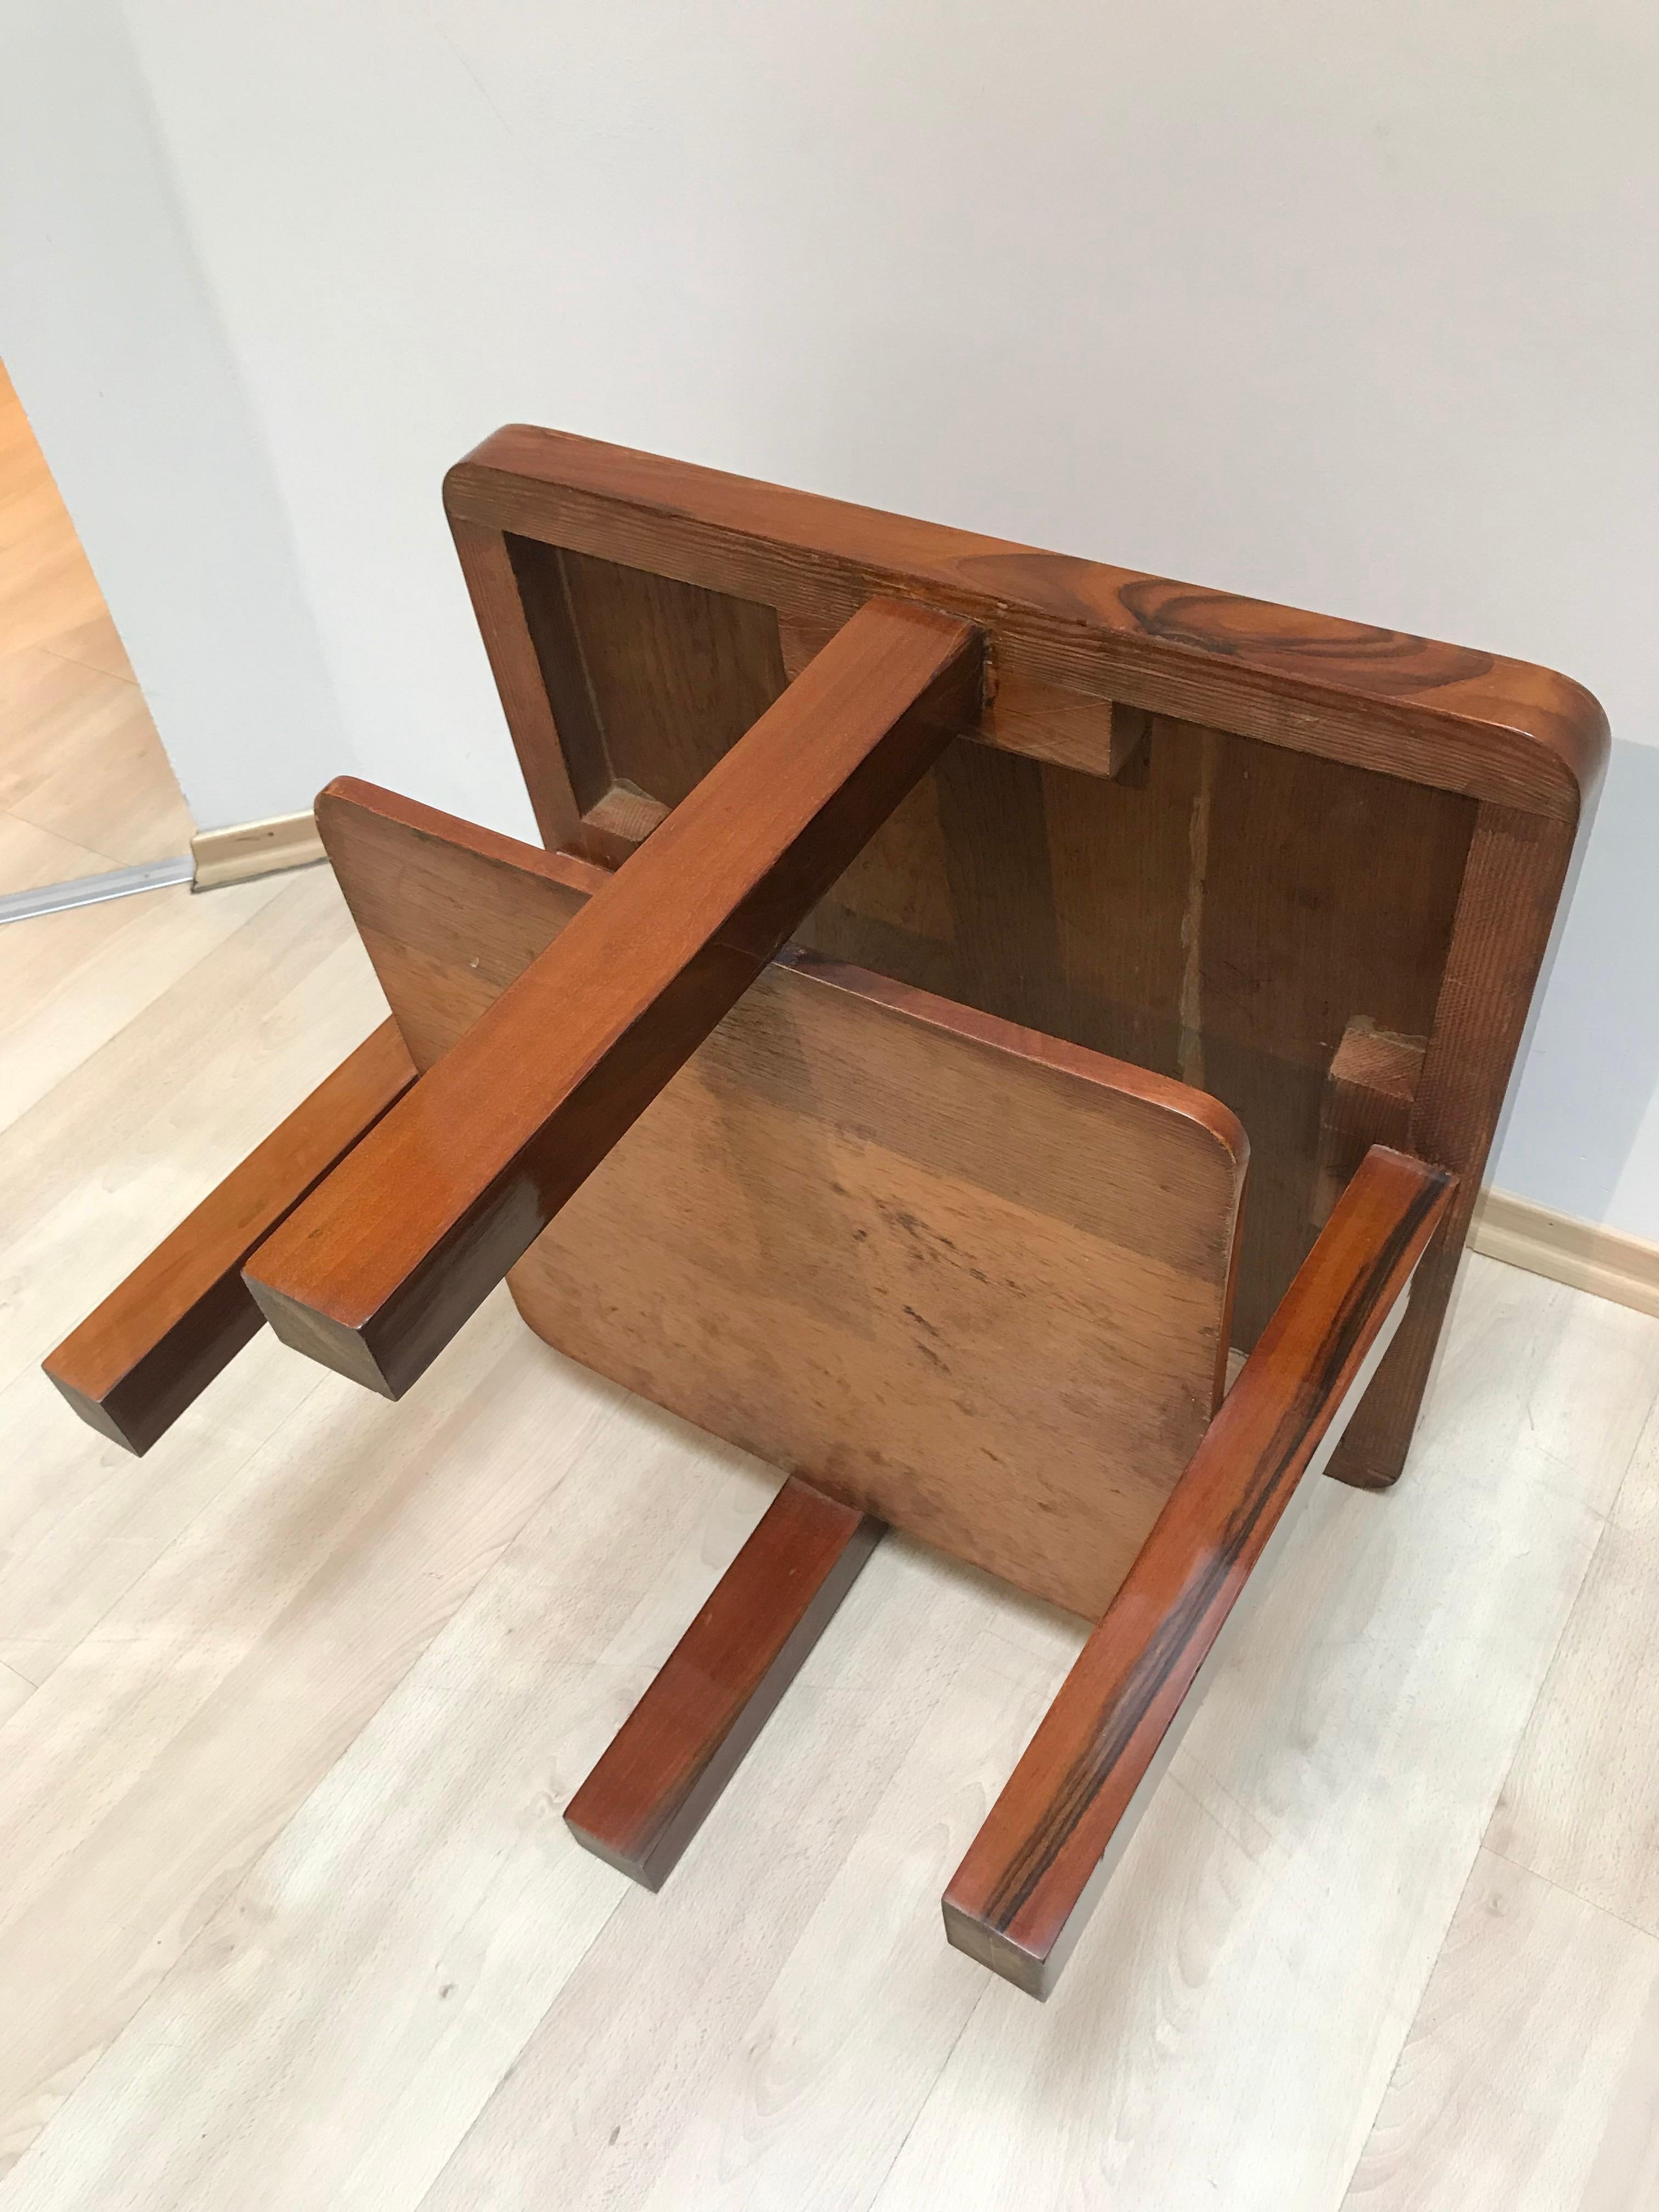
<box><xmin>0</xmin><ymin>855</ymin><xmax>194</xmax><ymax>928</ymax></box>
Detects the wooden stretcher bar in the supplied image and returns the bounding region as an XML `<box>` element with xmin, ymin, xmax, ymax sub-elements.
<box><xmin>43</xmin><ymin>1020</ymin><xmax>416</xmax><ymax>1453</ymax></box>
<box><xmin>241</xmin><ymin>599</ymin><xmax>983</xmax><ymax>1400</ymax></box>
<box><xmin>941</xmin><ymin>1145</ymin><xmax>1453</xmax><ymax>1995</ymax></box>
<box><xmin>564</xmin><ymin>1478</ymin><xmax>884</xmax><ymax>1889</ymax></box>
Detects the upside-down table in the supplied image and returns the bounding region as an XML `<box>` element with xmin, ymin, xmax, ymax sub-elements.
<box><xmin>47</xmin><ymin>426</ymin><xmax>1604</xmax><ymax>1996</ymax></box>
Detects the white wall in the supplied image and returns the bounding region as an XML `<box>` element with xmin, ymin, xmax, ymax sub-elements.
<box><xmin>3</xmin><ymin>2</ymin><xmax>1656</xmax><ymax>1238</ymax></box>
<box><xmin>0</xmin><ymin>0</ymin><xmax>348</xmax><ymax>830</ymax></box>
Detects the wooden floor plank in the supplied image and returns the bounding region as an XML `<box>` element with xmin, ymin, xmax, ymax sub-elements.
<box><xmin>0</xmin><ymin>876</ymin><xmax>290</xmax><ymax>1136</ymax></box>
<box><xmin>0</xmin><ymin>1401</ymin><xmax>769</xmax><ymax>2210</ymax></box>
<box><xmin>0</xmin><ymin>363</ymin><xmax>189</xmax><ymax>890</ymax></box>
<box><xmin>0</xmin><ymin>642</ymin><xmax>190</xmax><ymax>869</ymax></box>
<box><xmin>1342</xmin><ymin>1850</ymin><xmax>1659</xmax><ymax>2210</ymax></box>
<box><xmin>416</xmin><ymin>1537</ymin><xmax>1014</xmax><ymax>2212</ymax></box>
<box><xmin>0</xmin><ymin>1664</ymin><xmax>33</xmax><ymax>1728</ymax></box>
<box><xmin>1488</xmin><ymin>1385</ymin><xmax>1659</xmax><ymax>1936</ymax></box>
<box><xmin>0</xmin><ymin>1288</ymin><xmax>586</xmax><ymax>2171</ymax></box>
<box><xmin>631</xmin><ymin>1617</ymin><xmax>1075</xmax><ymax>2212</ymax></box>
<box><xmin>862</xmin><ymin>1261</ymin><xmax>1645</xmax><ymax>2212</ymax></box>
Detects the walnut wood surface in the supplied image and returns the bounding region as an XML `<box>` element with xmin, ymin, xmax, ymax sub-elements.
<box><xmin>941</xmin><ymin>1146</ymin><xmax>1453</xmax><ymax>1996</ymax></box>
<box><xmin>447</xmin><ymin>422</ymin><xmax>1607</xmax><ymax>817</ymax></box>
<box><xmin>564</xmin><ymin>1477</ymin><xmax>883</xmax><ymax>1890</ymax></box>
<box><xmin>42</xmin><ymin>1022</ymin><xmax>416</xmax><ymax>1454</ymax></box>
<box><xmin>317</xmin><ymin>780</ymin><xmax>1249</xmax><ymax>1619</ymax></box>
<box><xmin>242</xmin><ymin>600</ymin><xmax>981</xmax><ymax>1401</ymax></box>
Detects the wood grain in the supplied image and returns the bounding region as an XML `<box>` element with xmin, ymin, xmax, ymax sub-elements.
<box><xmin>1487</xmin><ymin>1386</ymin><xmax>1659</xmax><ymax>1937</ymax></box>
<box><xmin>42</xmin><ymin>1020</ymin><xmax>415</xmax><ymax>1453</ymax></box>
<box><xmin>7</xmin><ymin>383</ymin><xmax>1655</xmax><ymax>2209</ymax></box>
<box><xmin>778</xmin><ymin>602</ymin><xmax>1147</xmax><ymax>778</ymax></box>
<box><xmin>446</xmin><ymin>422</ymin><xmax>1607</xmax><ymax>818</ymax></box>
<box><xmin>1331</xmin><ymin>802</ymin><xmax>1578</xmax><ymax>1489</ymax></box>
<box><xmin>565</xmin><ymin>1477</ymin><xmax>883</xmax><ymax>1889</ymax></box>
<box><xmin>943</xmin><ymin>1145</ymin><xmax>1453</xmax><ymax>1995</ymax></box>
<box><xmin>443</xmin><ymin>424</ymin><xmax>1603</xmax><ymax>1492</ymax></box>
<box><xmin>447</xmin><ymin>516</ymin><xmax>582</xmax><ymax>851</ymax></box>
<box><xmin>1344</xmin><ymin>1849</ymin><xmax>1659</xmax><ymax>2211</ymax></box>
<box><xmin>243</xmin><ymin>599</ymin><xmax>982</xmax><ymax>1400</ymax></box>
<box><xmin>317</xmin><ymin>778</ymin><xmax>1249</xmax><ymax>1618</ymax></box>
<box><xmin>1314</xmin><ymin>1014</ymin><xmax>1425</xmax><ymax>1226</ymax></box>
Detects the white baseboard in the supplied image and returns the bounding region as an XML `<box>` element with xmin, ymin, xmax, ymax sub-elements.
<box><xmin>1470</xmin><ymin>1188</ymin><xmax>1659</xmax><ymax>1321</ymax></box>
<box><xmin>190</xmin><ymin>810</ymin><xmax>325</xmax><ymax>891</ymax></box>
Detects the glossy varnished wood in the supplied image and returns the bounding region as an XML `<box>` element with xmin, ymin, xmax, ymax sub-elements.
<box><xmin>447</xmin><ymin>423</ymin><xmax>1606</xmax><ymax>816</ymax></box>
<box><xmin>41</xmin><ymin>1020</ymin><xmax>416</xmax><ymax>1453</ymax></box>
<box><xmin>565</xmin><ymin>1477</ymin><xmax>883</xmax><ymax>1890</ymax></box>
<box><xmin>242</xmin><ymin>600</ymin><xmax>981</xmax><ymax>1400</ymax></box>
<box><xmin>943</xmin><ymin>1146</ymin><xmax>1454</xmax><ymax>1996</ymax></box>
<box><xmin>317</xmin><ymin>780</ymin><xmax>1249</xmax><ymax>1618</ymax></box>
<box><xmin>444</xmin><ymin>426</ymin><xmax>1604</xmax><ymax>1487</ymax></box>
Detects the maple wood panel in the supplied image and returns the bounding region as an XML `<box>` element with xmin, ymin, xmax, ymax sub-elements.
<box><xmin>318</xmin><ymin>780</ymin><xmax>1249</xmax><ymax>1620</ymax></box>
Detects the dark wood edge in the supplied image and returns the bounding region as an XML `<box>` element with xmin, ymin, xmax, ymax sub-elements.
<box><xmin>444</xmin><ymin>425</ymin><xmax>1607</xmax><ymax>821</ymax></box>
<box><xmin>940</xmin><ymin>1145</ymin><xmax>1454</xmax><ymax>1997</ymax></box>
<box><xmin>43</xmin><ymin>1022</ymin><xmax>417</xmax><ymax>1455</ymax></box>
<box><xmin>565</xmin><ymin>1477</ymin><xmax>883</xmax><ymax>1889</ymax></box>
<box><xmin>317</xmin><ymin>778</ymin><xmax>1249</xmax><ymax>1189</ymax></box>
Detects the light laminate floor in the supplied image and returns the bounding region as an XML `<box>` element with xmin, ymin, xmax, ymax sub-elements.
<box><xmin>0</xmin><ymin>361</ymin><xmax>193</xmax><ymax>892</ymax></box>
<box><xmin>0</xmin><ymin>862</ymin><xmax>1657</xmax><ymax>2209</ymax></box>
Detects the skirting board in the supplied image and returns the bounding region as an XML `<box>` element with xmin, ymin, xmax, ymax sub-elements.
<box><xmin>191</xmin><ymin>810</ymin><xmax>325</xmax><ymax>891</ymax></box>
<box><xmin>1470</xmin><ymin>1188</ymin><xmax>1659</xmax><ymax>1322</ymax></box>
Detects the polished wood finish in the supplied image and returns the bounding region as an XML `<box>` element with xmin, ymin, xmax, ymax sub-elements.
<box><xmin>447</xmin><ymin>424</ymin><xmax>1605</xmax><ymax>816</ymax></box>
<box><xmin>565</xmin><ymin>1477</ymin><xmax>883</xmax><ymax>1889</ymax></box>
<box><xmin>10</xmin><ymin>829</ymin><xmax>1657</xmax><ymax>2197</ymax></box>
<box><xmin>445</xmin><ymin>425</ymin><xmax>1605</xmax><ymax>1486</ymax></box>
<box><xmin>42</xmin><ymin>1020</ymin><xmax>416</xmax><ymax>1454</ymax></box>
<box><xmin>242</xmin><ymin>600</ymin><xmax>983</xmax><ymax>1400</ymax></box>
<box><xmin>318</xmin><ymin>778</ymin><xmax>1249</xmax><ymax>1619</ymax></box>
<box><xmin>943</xmin><ymin>1146</ymin><xmax>1454</xmax><ymax>1996</ymax></box>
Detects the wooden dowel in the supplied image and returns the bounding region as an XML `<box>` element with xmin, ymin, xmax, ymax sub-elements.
<box><xmin>565</xmin><ymin>1477</ymin><xmax>884</xmax><ymax>1889</ymax></box>
<box><xmin>43</xmin><ymin>1021</ymin><xmax>417</xmax><ymax>1455</ymax></box>
<box><xmin>242</xmin><ymin>599</ymin><xmax>982</xmax><ymax>1400</ymax></box>
<box><xmin>941</xmin><ymin>1145</ymin><xmax>1454</xmax><ymax>1998</ymax></box>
